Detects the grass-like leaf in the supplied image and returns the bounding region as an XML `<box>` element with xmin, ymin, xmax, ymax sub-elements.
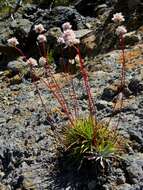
<box><xmin>64</xmin><ymin>117</ymin><xmax>125</xmax><ymax>164</ymax></box>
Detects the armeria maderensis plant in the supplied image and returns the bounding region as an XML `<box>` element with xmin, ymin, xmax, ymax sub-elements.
<box><xmin>108</xmin><ymin>13</ymin><xmax>127</xmax><ymax>129</ymax></box>
<box><xmin>56</xmin><ymin>22</ymin><xmax>126</xmax><ymax>168</ymax></box>
<box><xmin>7</xmin><ymin>21</ymin><xmax>127</xmax><ymax>170</ymax></box>
<box><xmin>112</xmin><ymin>12</ymin><xmax>127</xmax><ymax>92</ymax></box>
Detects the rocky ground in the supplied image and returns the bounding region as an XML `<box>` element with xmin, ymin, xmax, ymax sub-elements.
<box><xmin>0</xmin><ymin>0</ymin><xmax>143</xmax><ymax>189</ymax></box>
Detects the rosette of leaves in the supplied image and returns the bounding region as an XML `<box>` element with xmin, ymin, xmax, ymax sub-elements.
<box><xmin>64</xmin><ymin>117</ymin><xmax>125</xmax><ymax>168</ymax></box>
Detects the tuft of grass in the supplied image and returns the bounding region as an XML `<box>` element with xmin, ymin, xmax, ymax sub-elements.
<box><xmin>64</xmin><ymin>117</ymin><xmax>125</xmax><ymax>167</ymax></box>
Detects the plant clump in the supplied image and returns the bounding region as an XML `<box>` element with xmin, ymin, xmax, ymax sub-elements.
<box><xmin>64</xmin><ymin>117</ymin><xmax>125</xmax><ymax>168</ymax></box>
<box><xmin>6</xmin><ymin>18</ymin><xmax>128</xmax><ymax>172</ymax></box>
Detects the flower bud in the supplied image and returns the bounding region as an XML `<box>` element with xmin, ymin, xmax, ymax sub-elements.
<box><xmin>7</xmin><ymin>37</ymin><xmax>19</xmax><ymax>47</ymax></box>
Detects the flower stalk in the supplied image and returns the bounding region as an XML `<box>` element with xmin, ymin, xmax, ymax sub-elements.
<box><xmin>37</xmin><ymin>39</ymin><xmax>75</xmax><ymax>126</ymax></box>
<box><xmin>75</xmin><ymin>47</ymin><xmax>96</xmax><ymax>119</ymax></box>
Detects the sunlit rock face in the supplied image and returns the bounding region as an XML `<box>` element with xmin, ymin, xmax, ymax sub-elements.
<box><xmin>74</xmin><ymin>0</ymin><xmax>117</xmax><ymax>16</ymax></box>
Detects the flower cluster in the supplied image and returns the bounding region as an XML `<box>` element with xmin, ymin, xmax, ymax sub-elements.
<box><xmin>34</xmin><ymin>24</ymin><xmax>47</xmax><ymax>44</ymax></box>
<box><xmin>112</xmin><ymin>12</ymin><xmax>127</xmax><ymax>36</ymax></box>
<box><xmin>57</xmin><ymin>22</ymin><xmax>80</xmax><ymax>47</ymax></box>
<box><xmin>112</xmin><ymin>13</ymin><xmax>125</xmax><ymax>23</ymax></box>
<box><xmin>62</xmin><ymin>22</ymin><xmax>72</xmax><ymax>31</ymax></box>
<box><xmin>116</xmin><ymin>26</ymin><xmax>127</xmax><ymax>36</ymax></box>
<box><xmin>37</xmin><ymin>34</ymin><xmax>47</xmax><ymax>43</ymax></box>
<box><xmin>34</xmin><ymin>24</ymin><xmax>45</xmax><ymax>34</ymax></box>
<box><xmin>39</xmin><ymin>57</ymin><xmax>47</xmax><ymax>66</ymax></box>
<box><xmin>7</xmin><ymin>37</ymin><xmax>19</xmax><ymax>47</ymax></box>
<box><xmin>26</xmin><ymin>58</ymin><xmax>38</xmax><ymax>67</ymax></box>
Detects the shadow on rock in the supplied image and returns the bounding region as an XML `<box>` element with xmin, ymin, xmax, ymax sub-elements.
<box><xmin>52</xmin><ymin>151</ymin><xmax>113</xmax><ymax>190</ymax></box>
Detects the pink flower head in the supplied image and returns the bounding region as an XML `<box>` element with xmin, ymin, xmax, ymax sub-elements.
<box><xmin>58</xmin><ymin>23</ymin><xmax>80</xmax><ymax>47</ymax></box>
<box><xmin>62</xmin><ymin>29</ymin><xmax>80</xmax><ymax>46</ymax></box>
<box><xmin>37</xmin><ymin>34</ymin><xmax>47</xmax><ymax>43</ymax></box>
<box><xmin>39</xmin><ymin>57</ymin><xmax>47</xmax><ymax>66</ymax></box>
<box><xmin>7</xmin><ymin>37</ymin><xmax>19</xmax><ymax>47</ymax></box>
<box><xmin>112</xmin><ymin>13</ymin><xmax>125</xmax><ymax>23</ymax></box>
<box><xmin>26</xmin><ymin>58</ymin><xmax>38</xmax><ymax>67</ymax></box>
<box><xmin>116</xmin><ymin>26</ymin><xmax>127</xmax><ymax>36</ymax></box>
<box><xmin>62</xmin><ymin>22</ymin><xmax>72</xmax><ymax>31</ymax></box>
<box><xmin>34</xmin><ymin>24</ymin><xmax>45</xmax><ymax>33</ymax></box>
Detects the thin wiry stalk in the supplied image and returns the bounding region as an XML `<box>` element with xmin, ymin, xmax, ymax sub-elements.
<box><xmin>74</xmin><ymin>46</ymin><xmax>97</xmax><ymax>145</ymax></box>
<box><xmin>120</xmin><ymin>34</ymin><xmax>126</xmax><ymax>88</ymax></box>
<box><xmin>75</xmin><ymin>46</ymin><xmax>96</xmax><ymax>120</ymax></box>
<box><xmin>115</xmin><ymin>34</ymin><xmax>126</xmax><ymax>129</ymax></box>
<box><xmin>61</xmin><ymin>53</ymin><xmax>79</xmax><ymax>119</ymax></box>
<box><xmin>30</xmin><ymin>70</ymin><xmax>65</xmax><ymax>144</ymax></box>
<box><xmin>38</xmin><ymin>41</ymin><xmax>75</xmax><ymax>125</ymax></box>
<box><xmin>63</xmin><ymin>62</ymin><xmax>78</xmax><ymax>118</ymax></box>
<box><xmin>112</xmin><ymin>33</ymin><xmax>126</xmax><ymax>141</ymax></box>
<box><xmin>40</xmin><ymin>77</ymin><xmax>74</xmax><ymax>126</ymax></box>
<box><xmin>14</xmin><ymin>46</ymin><xmax>27</xmax><ymax>61</ymax></box>
<box><xmin>39</xmin><ymin>40</ymin><xmax>79</xmax><ymax>122</ymax></box>
<box><xmin>45</xmin><ymin>67</ymin><xmax>75</xmax><ymax>123</ymax></box>
<box><xmin>66</xmin><ymin>47</ymin><xmax>80</xmax><ymax>118</ymax></box>
<box><xmin>31</xmin><ymin>66</ymin><xmax>74</xmax><ymax>126</ymax></box>
<box><xmin>107</xmin><ymin>33</ymin><xmax>126</xmax><ymax>129</ymax></box>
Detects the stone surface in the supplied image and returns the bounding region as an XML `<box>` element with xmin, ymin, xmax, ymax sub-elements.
<box><xmin>0</xmin><ymin>1</ymin><xmax>143</xmax><ymax>190</ymax></box>
<box><xmin>75</xmin><ymin>0</ymin><xmax>116</xmax><ymax>16</ymax></box>
<box><xmin>7</xmin><ymin>57</ymin><xmax>28</xmax><ymax>73</ymax></box>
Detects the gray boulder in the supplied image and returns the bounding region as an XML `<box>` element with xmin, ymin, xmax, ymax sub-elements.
<box><xmin>7</xmin><ymin>57</ymin><xmax>29</xmax><ymax>74</ymax></box>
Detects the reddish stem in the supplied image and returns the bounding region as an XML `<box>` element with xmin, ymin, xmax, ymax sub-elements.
<box><xmin>39</xmin><ymin>42</ymin><xmax>75</xmax><ymax>124</ymax></box>
<box><xmin>61</xmin><ymin>52</ymin><xmax>79</xmax><ymax>119</ymax></box>
<box><xmin>112</xmin><ymin>34</ymin><xmax>126</xmax><ymax>138</ymax></box>
<box><xmin>40</xmin><ymin>77</ymin><xmax>74</xmax><ymax>126</ymax></box>
<box><xmin>115</xmin><ymin>34</ymin><xmax>126</xmax><ymax>128</ymax></box>
<box><xmin>74</xmin><ymin>46</ymin><xmax>96</xmax><ymax>144</ymax></box>
<box><xmin>75</xmin><ymin>47</ymin><xmax>96</xmax><ymax>119</ymax></box>
<box><xmin>107</xmin><ymin>33</ymin><xmax>126</xmax><ymax>129</ymax></box>
<box><xmin>15</xmin><ymin>46</ymin><xmax>27</xmax><ymax>61</ymax></box>
<box><xmin>120</xmin><ymin>34</ymin><xmax>126</xmax><ymax>88</ymax></box>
